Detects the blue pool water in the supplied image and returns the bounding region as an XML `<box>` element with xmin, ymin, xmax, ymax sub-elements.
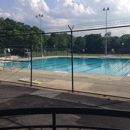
<box><xmin>6</xmin><ymin>57</ymin><xmax>130</xmax><ymax>76</ymax></box>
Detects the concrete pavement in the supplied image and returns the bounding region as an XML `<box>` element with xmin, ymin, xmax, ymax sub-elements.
<box><xmin>0</xmin><ymin>83</ymin><xmax>130</xmax><ymax>129</ymax></box>
<box><xmin>0</xmin><ymin>67</ymin><xmax>130</xmax><ymax>98</ymax></box>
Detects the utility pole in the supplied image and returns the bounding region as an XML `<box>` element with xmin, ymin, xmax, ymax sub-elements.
<box><xmin>36</xmin><ymin>14</ymin><xmax>43</xmax><ymax>57</ymax></box>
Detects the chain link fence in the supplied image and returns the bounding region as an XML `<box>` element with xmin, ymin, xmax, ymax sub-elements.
<box><xmin>0</xmin><ymin>24</ymin><xmax>130</xmax><ymax>98</ymax></box>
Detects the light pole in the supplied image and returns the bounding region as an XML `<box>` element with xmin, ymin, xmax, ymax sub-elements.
<box><xmin>103</xmin><ymin>7</ymin><xmax>109</xmax><ymax>55</ymax></box>
<box><xmin>36</xmin><ymin>14</ymin><xmax>43</xmax><ymax>57</ymax></box>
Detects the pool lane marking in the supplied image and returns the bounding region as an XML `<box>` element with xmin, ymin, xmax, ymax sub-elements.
<box><xmin>13</xmin><ymin>58</ymin><xmax>105</xmax><ymax>70</ymax></box>
<box><xmin>31</xmin><ymin>61</ymin><xmax>71</xmax><ymax>70</ymax></box>
<box><xmin>78</xmin><ymin>63</ymin><xmax>109</xmax><ymax>73</ymax></box>
<box><xmin>55</xmin><ymin>62</ymin><xmax>100</xmax><ymax>72</ymax></box>
<box><xmin>14</xmin><ymin>59</ymin><xmax>128</xmax><ymax>75</ymax></box>
<box><xmin>31</xmin><ymin>59</ymin><xmax>98</xmax><ymax>70</ymax></box>
<box><xmin>27</xmin><ymin>58</ymin><xmax>100</xmax><ymax>69</ymax></box>
<box><xmin>64</xmin><ymin>61</ymin><xmax>105</xmax><ymax>72</ymax></box>
<box><xmin>19</xmin><ymin>58</ymin><xmax>130</xmax><ymax>76</ymax></box>
<box><xmin>18</xmin><ymin>60</ymin><xmax>108</xmax><ymax>72</ymax></box>
<box><xmin>30</xmin><ymin>60</ymin><xmax>72</xmax><ymax>69</ymax></box>
<box><xmin>21</xmin><ymin>60</ymin><xmax>70</xmax><ymax>69</ymax></box>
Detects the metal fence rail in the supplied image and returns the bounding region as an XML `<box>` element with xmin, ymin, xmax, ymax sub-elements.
<box><xmin>0</xmin><ymin>107</ymin><xmax>130</xmax><ymax>130</ymax></box>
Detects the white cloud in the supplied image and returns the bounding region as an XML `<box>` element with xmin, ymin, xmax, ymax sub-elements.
<box><xmin>115</xmin><ymin>0</ymin><xmax>130</xmax><ymax>13</ymax></box>
<box><xmin>55</xmin><ymin>0</ymin><xmax>95</xmax><ymax>16</ymax></box>
<box><xmin>0</xmin><ymin>8</ymin><xmax>11</xmax><ymax>18</ymax></box>
<box><xmin>4</xmin><ymin>12</ymin><xmax>11</xmax><ymax>17</ymax></box>
<box><xmin>15</xmin><ymin>0</ymin><xmax>49</xmax><ymax>12</ymax></box>
<box><xmin>1</xmin><ymin>0</ymin><xmax>130</xmax><ymax>33</ymax></box>
<box><xmin>94</xmin><ymin>0</ymin><xmax>101</xmax><ymax>2</ymax></box>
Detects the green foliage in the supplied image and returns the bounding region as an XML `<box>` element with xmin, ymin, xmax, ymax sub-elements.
<box><xmin>0</xmin><ymin>17</ymin><xmax>130</xmax><ymax>54</ymax></box>
<box><xmin>74</xmin><ymin>36</ymin><xmax>85</xmax><ymax>53</ymax></box>
<box><xmin>84</xmin><ymin>34</ymin><xmax>103</xmax><ymax>54</ymax></box>
<box><xmin>47</xmin><ymin>37</ymin><xmax>58</xmax><ymax>47</ymax></box>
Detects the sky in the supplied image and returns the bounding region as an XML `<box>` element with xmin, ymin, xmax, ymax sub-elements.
<box><xmin>0</xmin><ymin>0</ymin><xmax>130</xmax><ymax>33</ymax></box>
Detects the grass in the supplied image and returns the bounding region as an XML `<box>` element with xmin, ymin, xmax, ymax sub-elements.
<box><xmin>1</xmin><ymin>51</ymin><xmax>128</xmax><ymax>58</ymax></box>
<box><xmin>32</xmin><ymin>51</ymin><xmax>130</xmax><ymax>58</ymax></box>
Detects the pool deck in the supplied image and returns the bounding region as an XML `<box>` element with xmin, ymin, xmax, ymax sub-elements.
<box><xmin>0</xmin><ymin>56</ymin><xmax>130</xmax><ymax>98</ymax></box>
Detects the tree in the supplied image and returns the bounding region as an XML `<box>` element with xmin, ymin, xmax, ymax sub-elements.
<box><xmin>105</xmin><ymin>31</ymin><xmax>111</xmax><ymax>37</ymax></box>
<box><xmin>47</xmin><ymin>37</ymin><xmax>58</xmax><ymax>47</ymax></box>
<box><xmin>1</xmin><ymin>17</ymin><xmax>130</xmax><ymax>54</ymax></box>
<box><xmin>74</xmin><ymin>36</ymin><xmax>85</xmax><ymax>53</ymax></box>
<box><xmin>108</xmin><ymin>36</ymin><xmax>120</xmax><ymax>53</ymax></box>
<box><xmin>56</xmin><ymin>34</ymin><xmax>68</xmax><ymax>48</ymax></box>
<box><xmin>84</xmin><ymin>34</ymin><xmax>103</xmax><ymax>54</ymax></box>
<box><xmin>32</xmin><ymin>34</ymin><xmax>40</xmax><ymax>51</ymax></box>
<box><xmin>119</xmin><ymin>34</ymin><xmax>130</xmax><ymax>48</ymax></box>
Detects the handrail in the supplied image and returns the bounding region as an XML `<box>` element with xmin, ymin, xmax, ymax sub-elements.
<box><xmin>0</xmin><ymin>107</ymin><xmax>130</xmax><ymax>130</ymax></box>
<box><xmin>0</xmin><ymin>107</ymin><xmax>130</xmax><ymax>118</ymax></box>
<box><xmin>0</xmin><ymin>125</ymin><xmax>120</xmax><ymax>130</ymax></box>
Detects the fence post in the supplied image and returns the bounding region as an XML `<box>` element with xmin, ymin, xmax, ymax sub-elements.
<box><xmin>68</xmin><ymin>25</ymin><xmax>74</xmax><ymax>93</ymax></box>
<box><xmin>52</xmin><ymin>113</ymin><xmax>56</xmax><ymax>130</ymax></box>
<box><xmin>30</xmin><ymin>33</ymin><xmax>32</xmax><ymax>86</ymax></box>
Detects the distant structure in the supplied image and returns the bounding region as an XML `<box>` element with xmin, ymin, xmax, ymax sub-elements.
<box><xmin>10</xmin><ymin>45</ymin><xmax>24</xmax><ymax>57</ymax></box>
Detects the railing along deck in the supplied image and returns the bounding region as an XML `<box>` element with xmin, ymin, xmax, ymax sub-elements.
<box><xmin>0</xmin><ymin>107</ymin><xmax>130</xmax><ymax>130</ymax></box>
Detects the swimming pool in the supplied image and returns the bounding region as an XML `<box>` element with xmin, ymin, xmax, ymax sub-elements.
<box><xmin>6</xmin><ymin>57</ymin><xmax>130</xmax><ymax>76</ymax></box>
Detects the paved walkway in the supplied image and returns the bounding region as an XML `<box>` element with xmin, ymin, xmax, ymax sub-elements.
<box><xmin>1</xmin><ymin>65</ymin><xmax>130</xmax><ymax>98</ymax></box>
